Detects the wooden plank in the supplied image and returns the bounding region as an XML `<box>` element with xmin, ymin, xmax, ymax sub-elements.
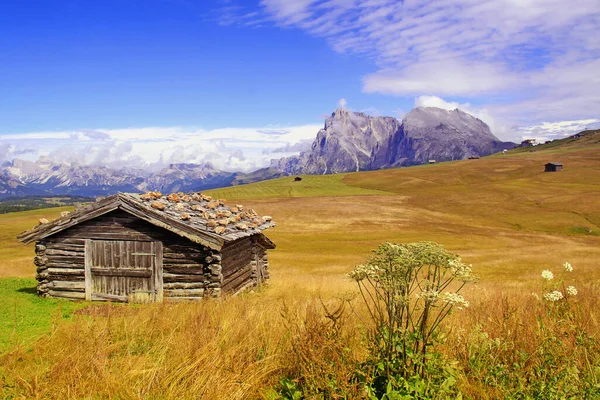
<box><xmin>84</xmin><ymin>239</ymin><xmax>92</xmax><ymax>301</ymax></box>
<box><xmin>45</xmin><ymin>255</ymin><xmax>86</xmax><ymax>264</ymax></box>
<box><xmin>48</xmin><ymin>281</ymin><xmax>86</xmax><ymax>291</ymax></box>
<box><xmin>48</xmin><ymin>274</ymin><xmax>85</xmax><ymax>282</ymax></box>
<box><xmin>164</xmin><ymin>282</ymin><xmax>205</xmax><ymax>290</ymax></box>
<box><xmin>45</xmin><ymin>244</ymin><xmax>84</xmax><ymax>252</ymax></box>
<box><xmin>163</xmin><ymin>253</ymin><xmax>205</xmax><ymax>260</ymax></box>
<box><xmin>164</xmin><ymin>288</ymin><xmax>204</xmax><ymax>297</ymax></box>
<box><xmin>223</xmin><ymin>262</ymin><xmax>252</xmax><ymax>281</ymax></box>
<box><xmin>163</xmin><ymin>273</ymin><xmax>206</xmax><ymax>283</ymax></box>
<box><xmin>45</xmin><ymin>237</ymin><xmax>86</xmax><ymax>245</ymax></box>
<box><xmin>222</xmin><ymin>267</ymin><xmax>253</xmax><ymax>293</ymax></box>
<box><xmin>155</xmin><ymin>241</ymin><xmax>163</xmax><ymax>303</ymax></box>
<box><xmin>47</xmin><ymin>268</ymin><xmax>85</xmax><ymax>276</ymax></box>
<box><xmin>48</xmin><ymin>290</ymin><xmax>86</xmax><ymax>300</ymax></box>
<box><xmin>162</xmin><ymin>257</ymin><xmax>205</xmax><ymax>265</ymax></box>
<box><xmin>163</xmin><ymin>266</ymin><xmax>204</xmax><ymax>275</ymax></box>
<box><xmin>91</xmin><ymin>293</ymin><xmax>128</xmax><ymax>302</ymax></box>
<box><xmin>46</xmin><ymin>247</ymin><xmax>83</xmax><ymax>259</ymax></box>
<box><xmin>90</xmin><ymin>268</ymin><xmax>152</xmax><ymax>278</ymax></box>
<box><xmin>46</xmin><ymin>262</ymin><xmax>84</xmax><ymax>269</ymax></box>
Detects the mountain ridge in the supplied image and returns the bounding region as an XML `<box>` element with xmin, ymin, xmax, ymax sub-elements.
<box><xmin>0</xmin><ymin>107</ymin><xmax>517</xmax><ymax>197</ymax></box>
<box><xmin>272</xmin><ymin>106</ymin><xmax>515</xmax><ymax>174</ymax></box>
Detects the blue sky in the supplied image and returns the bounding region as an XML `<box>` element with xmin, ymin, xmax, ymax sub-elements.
<box><xmin>1</xmin><ymin>0</ymin><xmax>599</xmax><ymax>172</ymax></box>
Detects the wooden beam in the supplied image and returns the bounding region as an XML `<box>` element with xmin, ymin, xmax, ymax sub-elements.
<box><xmin>90</xmin><ymin>268</ymin><xmax>152</xmax><ymax>278</ymax></box>
<box><xmin>154</xmin><ymin>241</ymin><xmax>164</xmax><ymax>303</ymax></box>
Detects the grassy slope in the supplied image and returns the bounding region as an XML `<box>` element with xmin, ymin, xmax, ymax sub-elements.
<box><xmin>0</xmin><ymin>135</ymin><xmax>598</xmax><ymax>398</ymax></box>
<box><xmin>0</xmin><ymin>135</ymin><xmax>598</xmax><ymax>354</ymax></box>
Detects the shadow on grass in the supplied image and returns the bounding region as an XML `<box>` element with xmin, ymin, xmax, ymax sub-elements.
<box><xmin>17</xmin><ymin>286</ymin><xmax>37</xmax><ymax>295</ymax></box>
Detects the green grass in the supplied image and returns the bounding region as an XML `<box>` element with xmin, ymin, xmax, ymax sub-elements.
<box><xmin>0</xmin><ymin>278</ymin><xmax>85</xmax><ymax>352</ymax></box>
<box><xmin>206</xmin><ymin>173</ymin><xmax>390</xmax><ymax>200</ymax></box>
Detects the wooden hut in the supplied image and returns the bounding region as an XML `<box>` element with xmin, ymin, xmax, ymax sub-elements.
<box><xmin>18</xmin><ymin>192</ymin><xmax>275</xmax><ymax>302</ymax></box>
<box><xmin>545</xmin><ymin>162</ymin><xmax>563</xmax><ymax>172</ymax></box>
<box><xmin>294</xmin><ymin>176</ymin><xmax>302</xmax><ymax>182</ymax></box>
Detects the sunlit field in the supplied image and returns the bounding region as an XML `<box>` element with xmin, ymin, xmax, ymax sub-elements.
<box><xmin>1</xmin><ymin>141</ymin><xmax>599</xmax><ymax>398</ymax></box>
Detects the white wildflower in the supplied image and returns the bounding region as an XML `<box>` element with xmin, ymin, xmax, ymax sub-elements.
<box><xmin>566</xmin><ymin>286</ymin><xmax>578</xmax><ymax>296</ymax></box>
<box><xmin>541</xmin><ymin>270</ymin><xmax>554</xmax><ymax>280</ymax></box>
<box><xmin>441</xmin><ymin>292</ymin><xmax>469</xmax><ymax>310</ymax></box>
<box><xmin>416</xmin><ymin>289</ymin><xmax>440</xmax><ymax>303</ymax></box>
<box><xmin>348</xmin><ymin>264</ymin><xmax>381</xmax><ymax>282</ymax></box>
<box><xmin>543</xmin><ymin>290</ymin><xmax>564</xmax><ymax>302</ymax></box>
<box><xmin>449</xmin><ymin>258</ymin><xmax>475</xmax><ymax>282</ymax></box>
<box><xmin>563</xmin><ymin>262</ymin><xmax>573</xmax><ymax>272</ymax></box>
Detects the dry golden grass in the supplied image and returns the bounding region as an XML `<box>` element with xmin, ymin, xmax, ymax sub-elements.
<box><xmin>0</xmin><ymin>144</ymin><xmax>599</xmax><ymax>398</ymax></box>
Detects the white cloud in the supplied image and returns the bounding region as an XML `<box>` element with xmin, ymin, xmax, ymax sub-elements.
<box><xmin>338</xmin><ymin>98</ymin><xmax>347</xmax><ymax>108</ymax></box>
<box><xmin>228</xmin><ymin>0</ymin><xmax>600</xmax><ymax>128</ymax></box>
<box><xmin>517</xmin><ymin>119</ymin><xmax>600</xmax><ymax>143</ymax></box>
<box><xmin>0</xmin><ymin>124</ymin><xmax>322</xmax><ymax>173</ymax></box>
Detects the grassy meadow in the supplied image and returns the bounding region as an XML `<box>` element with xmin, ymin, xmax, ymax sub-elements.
<box><xmin>0</xmin><ymin>139</ymin><xmax>599</xmax><ymax>398</ymax></box>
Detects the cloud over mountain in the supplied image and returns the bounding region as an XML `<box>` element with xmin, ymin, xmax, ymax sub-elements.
<box><xmin>0</xmin><ymin>124</ymin><xmax>321</xmax><ymax>173</ymax></box>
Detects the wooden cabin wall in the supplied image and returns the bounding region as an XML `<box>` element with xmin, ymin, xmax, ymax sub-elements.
<box><xmin>35</xmin><ymin>210</ymin><xmax>217</xmax><ymax>302</ymax></box>
<box><xmin>220</xmin><ymin>236</ymin><xmax>271</xmax><ymax>294</ymax></box>
<box><xmin>221</xmin><ymin>236</ymin><xmax>255</xmax><ymax>294</ymax></box>
<box><xmin>35</xmin><ymin>237</ymin><xmax>86</xmax><ymax>300</ymax></box>
<box><xmin>254</xmin><ymin>245</ymin><xmax>270</xmax><ymax>283</ymax></box>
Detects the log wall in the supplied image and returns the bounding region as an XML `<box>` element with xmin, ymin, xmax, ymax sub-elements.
<box><xmin>34</xmin><ymin>209</ymin><xmax>269</xmax><ymax>302</ymax></box>
<box><xmin>220</xmin><ymin>236</ymin><xmax>270</xmax><ymax>295</ymax></box>
<box><xmin>35</xmin><ymin>210</ymin><xmax>215</xmax><ymax>302</ymax></box>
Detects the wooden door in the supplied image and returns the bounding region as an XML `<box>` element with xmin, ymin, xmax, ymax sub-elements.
<box><xmin>84</xmin><ymin>239</ymin><xmax>163</xmax><ymax>303</ymax></box>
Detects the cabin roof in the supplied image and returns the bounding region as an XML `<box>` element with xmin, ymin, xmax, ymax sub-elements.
<box><xmin>18</xmin><ymin>192</ymin><xmax>276</xmax><ymax>250</ymax></box>
<box><xmin>545</xmin><ymin>162</ymin><xmax>563</xmax><ymax>166</ymax></box>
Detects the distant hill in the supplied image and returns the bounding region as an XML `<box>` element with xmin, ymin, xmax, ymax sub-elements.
<box><xmin>0</xmin><ymin>195</ymin><xmax>92</xmax><ymax>214</ymax></box>
<box><xmin>271</xmin><ymin>107</ymin><xmax>515</xmax><ymax>174</ymax></box>
<box><xmin>509</xmin><ymin>129</ymin><xmax>600</xmax><ymax>154</ymax></box>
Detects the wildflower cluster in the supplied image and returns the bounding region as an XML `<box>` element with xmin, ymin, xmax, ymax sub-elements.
<box><xmin>416</xmin><ymin>289</ymin><xmax>440</xmax><ymax>303</ymax></box>
<box><xmin>448</xmin><ymin>258</ymin><xmax>476</xmax><ymax>282</ymax></box>
<box><xmin>543</xmin><ymin>290</ymin><xmax>564</xmax><ymax>302</ymax></box>
<box><xmin>541</xmin><ymin>270</ymin><xmax>554</xmax><ymax>280</ymax></box>
<box><xmin>347</xmin><ymin>264</ymin><xmax>381</xmax><ymax>282</ymax></box>
<box><xmin>441</xmin><ymin>292</ymin><xmax>470</xmax><ymax>310</ymax></box>
<box><xmin>566</xmin><ymin>286</ymin><xmax>578</xmax><ymax>296</ymax></box>
<box><xmin>349</xmin><ymin>241</ymin><xmax>477</xmax><ymax>393</ymax></box>
<box><xmin>534</xmin><ymin>262</ymin><xmax>577</xmax><ymax>303</ymax></box>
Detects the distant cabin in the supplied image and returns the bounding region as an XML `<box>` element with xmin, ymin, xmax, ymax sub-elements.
<box><xmin>428</xmin><ymin>160</ymin><xmax>436</xmax><ymax>164</ymax></box>
<box><xmin>520</xmin><ymin>139</ymin><xmax>536</xmax><ymax>147</ymax></box>
<box><xmin>545</xmin><ymin>162</ymin><xmax>563</xmax><ymax>172</ymax></box>
<box><xmin>294</xmin><ymin>176</ymin><xmax>302</xmax><ymax>182</ymax></box>
<box><xmin>18</xmin><ymin>192</ymin><xmax>276</xmax><ymax>303</ymax></box>
<box><xmin>468</xmin><ymin>156</ymin><xmax>480</xmax><ymax>159</ymax></box>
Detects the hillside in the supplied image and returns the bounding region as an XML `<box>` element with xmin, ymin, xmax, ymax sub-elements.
<box><xmin>1</xmin><ymin>139</ymin><xmax>599</xmax><ymax>398</ymax></box>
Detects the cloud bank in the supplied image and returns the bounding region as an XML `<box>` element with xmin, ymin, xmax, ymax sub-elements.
<box><xmin>0</xmin><ymin>124</ymin><xmax>322</xmax><ymax>172</ymax></box>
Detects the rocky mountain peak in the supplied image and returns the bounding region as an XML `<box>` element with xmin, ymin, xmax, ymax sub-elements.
<box><xmin>274</xmin><ymin>107</ymin><xmax>513</xmax><ymax>175</ymax></box>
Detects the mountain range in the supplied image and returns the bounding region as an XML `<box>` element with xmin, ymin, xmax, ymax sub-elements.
<box><xmin>272</xmin><ymin>107</ymin><xmax>514</xmax><ymax>174</ymax></box>
<box><xmin>0</xmin><ymin>107</ymin><xmax>514</xmax><ymax>198</ymax></box>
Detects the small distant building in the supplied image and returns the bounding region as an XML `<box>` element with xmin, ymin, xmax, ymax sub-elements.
<box><xmin>468</xmin><ymin>156</ymin><xmax>480</xmax><ymax>159</ymax></box>
<box><xmin>428</xmin><ymin>160</ymin><xmax>436</xmax><ymax>164</ymax></box>
<box><xmin>520</xmin><ymin>139</ymin><xmax>536</xmax><ymax>147</ymax></box>
<box><xmin>545</xmin><ymin>162</ymin><xmax>563</xmax><ymax>172</ymax></box>
<box><xmin>294</xmin><ymin>176</ymin><xmax>302</xmax><ymax>182</ymax></box>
